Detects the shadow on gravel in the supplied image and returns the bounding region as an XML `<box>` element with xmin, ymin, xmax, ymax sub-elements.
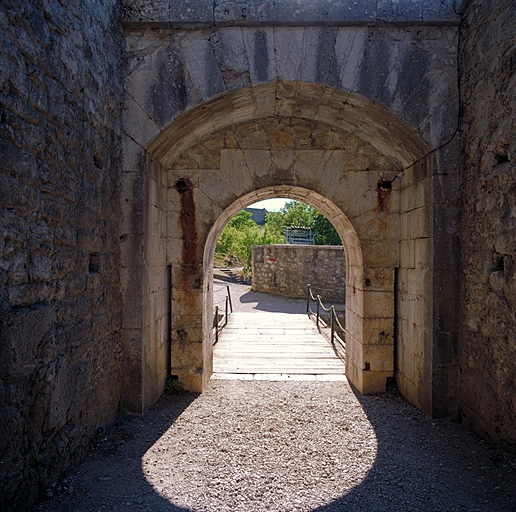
<box><xmin>37</xmin><ymin>385</ymin><xmax>516</xmax><ymax>512</ymax></box>
<box><xmin>311</xmin><ymin>385</ymin><xmax>516</xmax><ymax>512</ymax></box>
<box><xmin>36</xmin><ymin>393</ymin><xmax>199</xmax><ymax>512</ymax></box>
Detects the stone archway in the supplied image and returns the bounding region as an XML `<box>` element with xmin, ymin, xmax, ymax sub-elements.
<box><xmin>121</xmin><ymin>82</ymin><xmax>435</xmax><ymax>415</ymax></box>
<box><xmin>203</xmin><ymin>186</ymin><xmax>363</xmax><ymax>385</ymax></box>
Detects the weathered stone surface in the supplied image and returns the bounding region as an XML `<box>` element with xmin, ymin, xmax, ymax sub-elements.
<box><xmin>458</xmin><ymin>0</ymin><xmax>516</xmax><ymax>450</ymax></box>
<box><xmin>126</xmin><ymin>25</ymin><xmax>458</xmax><ymax>151</ymax></box>
<box><xmin>252</xmin><ymin>245</ymin><xmax>346</xmax><ymax>302</ymax></box>
<box><xmin>171</xmin><ymin>117</ymin><xmax>397</xmax><ymax>170</ymax></box>
<box><xmin>2</xmin><ymin>1</ymin><xmax>515</xmax><ymax>509</ymax></box>
<box><xmin>123</xmin><ymin>0</ymin><xmax>213</xmax><ymax>26</ymax></box>
<box><xmin>0</xmin><ymin>1</ymin><xmax>123</xmax><ymax>509</ymax></box>
<box><xmin>123</xmin><ymin>0</ymin><xmax>461</xmax><ymax>27</ymax></box>
<box><xmin>210</xmin><ymin>28</ymin><xmax>252</xmax><ymax>89</ymax></box>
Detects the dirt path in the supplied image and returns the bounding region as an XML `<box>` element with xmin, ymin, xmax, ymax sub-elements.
<box><xmin>36</xmin><ymin>379</ymin><xmax>516</xmax><ymax>512</ymax></box>
<box><xmin>213</xmin><ymin>278</ymin><xmax>308</xmax><ymax>314</ymax></box>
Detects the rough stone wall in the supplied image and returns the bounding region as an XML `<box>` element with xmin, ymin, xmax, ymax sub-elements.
<box><xmin>252</xmin><ymin>245</ymin><xmax>346</xmax><ymax>302</ymax></box>
<box><xmin>0</xmin><ymin>1</ymin><xmax>124</xmax><ymax>508</ymax></box>
<box><xmin>458</xmin><ymin>0</ymin><xmax>516</xmax><ymax>450</ymax></box>
<box><xmin>123</xmin><ymin>0</ymin><xmax>459</xmax><ymax>27</ymax></box>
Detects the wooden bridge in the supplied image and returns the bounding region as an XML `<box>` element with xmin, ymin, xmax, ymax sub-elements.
<box><xmin>212</xmin><ymin>312</ymin><xmax>346</xmax><ymax>381</ymax></box>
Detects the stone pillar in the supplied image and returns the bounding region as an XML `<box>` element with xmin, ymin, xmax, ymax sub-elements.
<box><xmin>171</xmin><ymin>264</ymin><xmax>206</xmax><ymax>392</ymax></box>
<box><xmin>168</xmin><ymin>177</ymin><xmax>214</xmax><ymax>392</ymax></box>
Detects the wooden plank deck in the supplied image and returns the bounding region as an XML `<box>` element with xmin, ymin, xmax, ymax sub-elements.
<box><xmin>212</xmin><ymin>312</ymin><xmax>346</xmax><ymax>381</ymax></box>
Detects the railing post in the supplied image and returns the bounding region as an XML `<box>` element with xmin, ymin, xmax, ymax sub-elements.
<box><xmin>330</xmin><ymin>306</ymin><xmax>335</xmax><ymax>345</ymax></box>
<box><xmin>227</xmin><ymin>285</ymin><xmax>233</xmax><ymax>313</ymax></box>
<box><xmin>214</xmin><ymin>305</ymin><xmax>219</xmax><ymax>344</ymax></box>
<box><xmin>316</xmin><ymin>295</ymin><xmax>320</xmax><ymax>327</ymax></box>
<box><xmin>306</xmin><ymin>284</ymin><xmax>311</xmax><ymax>313</ymax></box>
<box><xmin>213</xmin><ymin>286</ymin><xmax>232</xmax><ymax>345</ymax></box>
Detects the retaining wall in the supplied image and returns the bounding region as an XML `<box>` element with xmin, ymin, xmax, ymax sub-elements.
<box><xmin>252</xmin><ymin>245</ymin><xmax>346</xmax><ymax>303</ymax></box>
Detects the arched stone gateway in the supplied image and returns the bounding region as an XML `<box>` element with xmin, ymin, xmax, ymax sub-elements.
<box><xmin>203</xmin><ymin>186</ymin><xmax>364</xmax><ymax>385</ymax></box>
<box><xmin>4</xmin><ymin>1</ymin><xmax>516</xmax><ymax>506</ymax></box>
<box><xmin>121</xmin><ymin>82</ymin><xmax>441</xmax><ymax>417</ymax></box>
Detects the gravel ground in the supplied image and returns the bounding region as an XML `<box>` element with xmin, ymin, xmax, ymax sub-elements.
<box><xmin>36</xmin><ymin>278</ymin><xmax>516</xmax><ymax>512</ymax></box>
<box><xmin>36</xmin><ymin>379</ymin><xmax>516</xmax><ymax>512</ymax></box>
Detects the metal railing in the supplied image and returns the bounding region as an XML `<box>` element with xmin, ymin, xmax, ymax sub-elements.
<box><xmin>213</xmin><ymin>285</ymin><xmax>233</xmax><ymax>344</ymax></box>
<box><xmin>306</xmin><ymin>284</ymin><xmax>347</xmax><ymax>350</ymax></box>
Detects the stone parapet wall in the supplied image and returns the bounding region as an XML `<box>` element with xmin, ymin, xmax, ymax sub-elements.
<box><xmin>0</xmin><ymin>2</ymin><xmax>124</xmax><ymax>508</ymax></box>
<box><xmin>252</xmin><ymin>245</ymin><xmax>346</xmax><ymax>303</ymax></box>
<box><xmin>458</xmin><ymin>0</ymin><xmax>516</xmax><ymax>450</ymax></box>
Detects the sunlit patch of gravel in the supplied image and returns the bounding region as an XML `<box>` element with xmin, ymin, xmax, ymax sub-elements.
<box><xmin>143</xmin><ymin>380</ymin><xmax>375</xmax><ymax>512</ymax></box>
<box><xmin>37</xmin><ymin>379</ymin><xmax>516</xmax><ymax>512</ymax></box>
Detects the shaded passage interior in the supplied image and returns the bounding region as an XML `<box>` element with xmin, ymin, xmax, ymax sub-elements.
<box><xmin>36</xmin><ymin>380</ymin><xmax>516</xmax><ymax>512</ymax></box>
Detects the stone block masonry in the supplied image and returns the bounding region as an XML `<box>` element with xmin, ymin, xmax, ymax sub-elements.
<box><xmin>0</xmin><ymin>0</ymin><xmax>515</xmax><ymax>509</ymax></box>
<box><xmin>458</xmin><ymin>0</ymin><xmax>516</xmax><ymax>451</ymax></box>
<box><xmin>252</xmin><ymin>245</ymin><xmax>346</xmax><ymax>303</ymax></box>
<box><xmin>123</xmin><ymin>0</ymin><xmax>460</xmax><ymax>27</ymax></box>
<box><xmin>125</xmin><ymin>0</ymin><xmax>460</xmax><ymax>421</ymax></box>
<box><xmin>0</xmin><ymin>1</ymin><xmax>124</xmax><ymax>509</ymax></box>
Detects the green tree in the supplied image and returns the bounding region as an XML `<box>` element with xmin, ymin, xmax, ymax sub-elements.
<box><xmin>215</xmin><ymin>210</ymin><xmax>285</xmax><ymax>271</ymax></box>
<box><xmin>313</xmin><ymin>211</ymin><xmax>342</xmax><ymax>245</ymax></box>
<box><xmin>273</xmin><ymin>200</ymin><xmax>342</xmax><ymax>245</ymax></box>
<box><xmin>263</xmin><ymin>211</ymin><xmax>285</xmax><ymax>240</ymax></box>
<box><xmin>279</xmin><ymin>201</ymin><xmax>315</xmax><ymax>227</ymax></box>
<box><xmin>228</xmin><ymin>210</ymin><xmax>256</xmax><ymax>229</ymax></box>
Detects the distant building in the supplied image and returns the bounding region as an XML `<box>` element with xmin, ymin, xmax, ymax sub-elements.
<box><xmin>284</xmin><ymin>226</ymin><xmax>316</xmax><ymax>245</ymax></box>
<box><xmin>245</xmin><ymin>207</ymin><xmax>268</xmax><ymax>225</ymax></box>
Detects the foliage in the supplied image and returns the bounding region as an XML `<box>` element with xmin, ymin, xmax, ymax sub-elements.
<box><xmin>263</xmin><ymin>211</ymin><xmax>284</xmax><ymax>234</ymax></box>
<box><xmin>279</xmin><ymin>201</ymin><xmax>315</xmax><ymax>228</ymax></box>
<box><xmin>215</xmin><ymin>201</ymin><xmax>341</xmax><ymax>270</ymax></box>
<box><xmin>313</xmin><ymin>210</ymin><xmax>342</xmax><ymax>245</ymax></box>
<box><xmin>164</xmin><ymin>376</ymin><xmax>184</xmax><ymax>394</ymax></box>
<box><xmin>227</xmin><ymin>210</ymin><xmax>256</xmax><ymax>230</ymax></box>
<box><xmin>277</xmin><ymin>201</ymin><xmax>342</xmax><ymax>245</ymax></box>
<box><xmin>262</xmin><ymin>211</ymin><xmax>285</xmax><ymax>240</ymax></box>
<box><xmin>215</xmin><ymin>210</ymin><xmax>286</xmax><ymax>270</ymax></box>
